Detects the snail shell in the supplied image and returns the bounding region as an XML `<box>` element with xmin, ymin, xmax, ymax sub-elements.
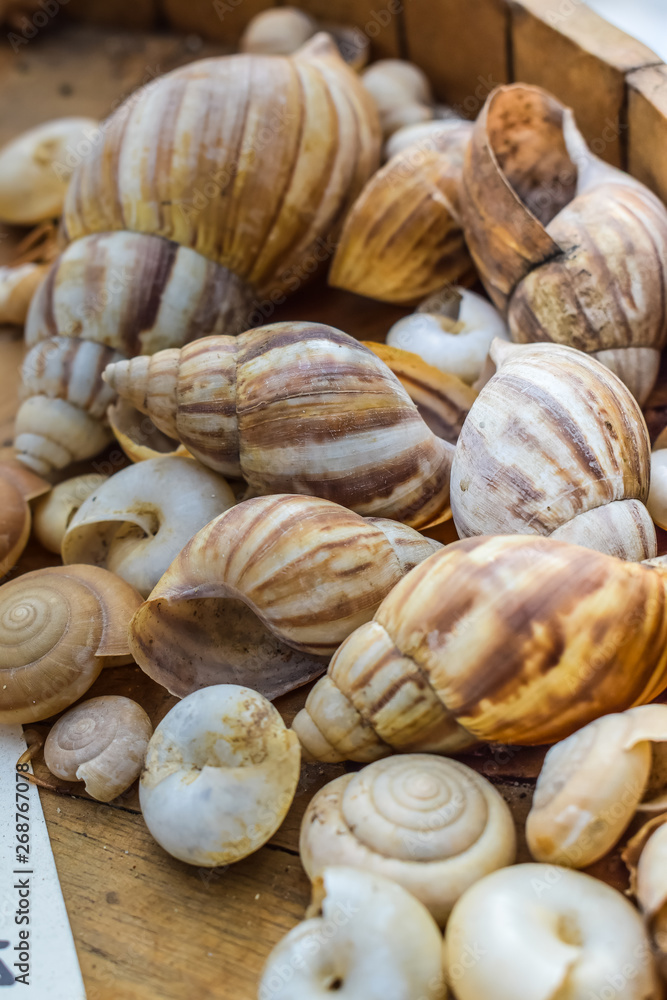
<box><xmin>0</xmin><ymin>117</ymin><xmax>99</xmax><ymax>224</ymax></box>
<box><xmin>527</xmin><ymin>705</ymin><xmax>667</xmax><ymax>868</ymax></box>
<box><xmin>387</xmin><ymin>286</ymin><xmax>509</xmax><ymax>387</ymax></box>
<box><xmin>107</xmin><ymin>400</ymin><xmax>191</xmax><ymax>464</ymax></box>
<box><xmin>384</xmin><ymin>118</ymin><xmax>469</xmax><ymax>160</ymax></box>
<box><xmin>139</xmin><ymin>685</ymin><xmax>300</xmax><ymax>867</ymax></box>
<box><xmin>329</xmin><ymin>123</ymin><xmax>475</xmax><ymax>304</ymax></box>
<box><xmin>240</xmin><ymin>7</ymin><xmax>318</xmax><ymax>55</ymax></box>
<box><xmin>0</xmin><ymin>565</ymin><xmax>142</xmax><ymax>724</ymax></box>
<box><xmin>460</xmin><ymin>84</ymin><xmax>667</xmax><ymax>404</ymax></box>
<box><xmin>61</xmin><ymin>457</ymin><xmax>236</xmax><ymax>597</ymax></box>
<box><xmin>300</xmin><ymin>754</ymin><xmax>516</xmax><ymax>925</ymax></box>
<box><xmin>450</xmin><ymin>339</ymin><xmax>655</xmax><ymax>561</ymax></box>
<box><xmin>129</xmin><ymin>493</ymin><xmax>441</xmax><ymax>700</ymax></box>
<box><xmin>32</xmin><ymin>474</ymin><xmax>108</xmax><ymax>554</ymax></box>
<box><xmin>0</xmin><ymin>263</ymin><xmax>48</xmax><ymax>326</ymax></box>
<box><xmin>361</xmin><ymin>59</ymin><xmax>434</xmax><ymax>139</ymax></box>
<box><xmin>259</xmin><ymin>867</ymin><xmax>446</xmax><ymax>1000</ymax></box>
<box><xmin>648</xmin><ymin>449</ymin><xmax>667</xmax><ymax>531</ymax></box>
<box><xmin>0</xmin><ymin>461</ymin><xmax>50</xmax><ymax>577</ymax></box>
<box><xmin>44</xmin><ymin>695</ymin><xmax>152</xmax><ymax>802</ymax></box>
<box><xmin>103</xmin><ymin>322</ymin><xmax>454</xmax><ymax>527</ymax></box>
<box><xmin>634</xmin><ymin>821</ymin><xmax>667</xmax><ymax>978</ymax></box>
<box><xmin>292</xmin><ymin>535</ymin><xmax>667</xmax><ymax>762</ymax></box>
<box><xmin>444</xmin><ymin>864</ymin><xmax>660</xmax><ymax>1000</ymax></box>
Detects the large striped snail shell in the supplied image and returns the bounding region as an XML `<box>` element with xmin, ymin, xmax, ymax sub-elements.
<box><xmin>129</xmin><ymin>494</ymin><xmax>441</xmax><ymax>700</ymax></box>
<box><xmin>292</xmin><ymin>535</ymin><xmax>667</xmax><ymax>762</ymax></box>
<box><xmin>103</xmin><ymin>322</ymin><xmax>454</xmax><ymax>527</ymax></box>
<box><xmin>17</xmin><ymin>36</ymin><xmax>380</xmax><ymax>476</ymax></box>
<box><xmin>460</xmin><ymin>84</ymin><xmax>667</xmax><ymax>404</ymax></box>
<box><xmin>450</xmin><ymin>339</ymin><xmax>655</xmax><ymax>562</ymax></box>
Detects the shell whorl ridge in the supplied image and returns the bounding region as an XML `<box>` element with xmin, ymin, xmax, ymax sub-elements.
<box><xmin>450</xmin><ymin>340</ymin><xmax>655</xmax><ymax>561</ymax></box>
<box><xmin>292</xmin><ymin>535</ymin><xmax>667</xmax><ymax>762</ymax></box>
<box><xmin>103</xmin><ymin>323</ymin><xmax>454</xmax><ymax>527</ymax></box>
<box><xmin>300</xmin><ymin>754</ymin><xmax>516</xmax><ymax>924</ymax></box>
<box><xmin>128</xmin><ymin>494</ymin><xmax>441</xmax><ymax>700</ymax></box>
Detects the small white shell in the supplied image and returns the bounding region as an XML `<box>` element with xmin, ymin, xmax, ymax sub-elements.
<box><xmin>240</xmin><ymin>7</ymin><xmax>317</xmax><ymax>54</ymax></box>
<box><xmin>362</xmin><ymin>59</ymin><xmax>434</xmax><ymax>139</ymax></box>
<box><xmin>444</xmin><ymin>864</ymin><xmax>660</xmax><ymax>1000</ymax></box>
<box><xmin>648</xmin><ymin>449</ymin><xmax>667</xmax><ymax>530</ymax></box>
<box><xmin>0</xmin><ymin>117</ymin><xmax>99</xmax><ymax>224</ymax></box>
<box><xmin>139</xmin><ymin>685</ymin><xmax>300</xmax><ymax>867</ymax></box>
<box><xmin>61</xmin><ymin>457</ymin><xmax>236</xmax><ymax>597</ymax></box>
<box><xmin>32</xmin><ymin>474</ymin><xmax>108</xmax><ymax>554</ymax></box>
<box><xmin>387</xmin><ymin>287</ymin><xmax>509</xmax><ymax>386</ymax></box>
<box><xmin>44</xmin><ymin>695</ymin><xmax>152</xmax><ymax>802</ymax></box>
<box><xmin>259</xmin><ymin>867</ymin><xmax>446</xmax><ymax>1000</ymax></box>
<box><xmin>14</xmin><ymin>395</ymin><xmax>113</xmax><ymax>477</ymax></box>
<box><xmin>300</xmin><ymin>754</ymin><xmax>516</xmax><ymax>925</ymax></box>
<box><xmin>526</xmin><ymin>705</ymin><xmax>667</xmax><ymax>868</ymax></box>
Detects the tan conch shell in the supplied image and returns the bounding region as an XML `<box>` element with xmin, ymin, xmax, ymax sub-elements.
<box><xmin>300</xmin><ymin>754</ymin><xmax>516</xmax><ymax>925</ymax></box>
<box><xmin>139</xmin><ymin>685</ymin><xmax>300</xmax><ymax>867</ymax></box>
<box><xmin>0</xmin><ymin>117</ymin><xmax>99</xmax><ymax>224</ymax></box>
<box><xmin>32</xmin><ymin>474</ymin><xmax>108</xmax><ymax>554</ymax></box>
<box><xmin>0</xmin><ymin>461</ymin><xmax>50</xmax><ymax>578</ymax></box>
<box><xmin>44</xmin><ymin>695</ymin><xmax>152</xmax><ymax>802</ymax></box>
<box><xmin>460</xmin><ymin>84</ymin><xmax>667</xmax><ymax>404</ymax></box>
<box><xmin>329</xmin><ymin>122</ymin><xmax>476</xmax><ymax>304</ymax></box>
<box><xmin>292</xmin><ymin>535</ymin><xmax>667</xmax><ymax>762</ymax></box>
<box><xmin>62</xmin><ymin>457</ymin><xmax>236</xmax><ymax>597</ymax></box>
<box><xmin>361</xmin><ymin>59</ymin><xmax>434</xmax><ymax>139</ymax></box>
<box><xmin>0</xmin><ymin>565</ymin><xmax>142</xmax><ymax>724</ymax></box>
<box><xmin>259</xmin><ymin>867</ymin><xmax>446</xmax><ymax>1000</ymax></box>
<box><xmin>386</xmin><ymin>286</ymin><xmax>509</xmax><ymax>389</ymax></box>
<box><xmin>103</xmin><ymin>322</ymin><xmax>454</xmax><ymax>527</ymax></box>
<box><xmin>450</xmin><ymin>340</ymin><xmax>655</xmax><ymax>561</ymax></box>
<box><xmin>363</xmin><ymin>341</ymin><xmax>477</xmax><ymax>443</ymax></box>
<box><xmin>0</xmin><ymin>263</ymin><xmax>48</xmax><ymax>326</ymax></box>
<box><xmin>129</xmin><ymin>494</ymin><xmax>441</xmax><ymax>700</ymax></box>
<box><xmin>444</xmin><ymin>864</ymin><xmax>661</xmax><ymax>1000</ymax></box>
<box><xmin>526</xmin><ymin>705</ymin><xmax>667</xmax><ymax>868</ymax></box>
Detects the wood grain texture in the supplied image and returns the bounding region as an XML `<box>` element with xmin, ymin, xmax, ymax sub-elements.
<box><xmin>628</xmin><ymin>63</ymin><xmax>667</xmax><ymax>205</ymax></box>
<box><xmin>510</xmin><ymin>0</ymin><xmax>662</xmax><ymax>167</ymax></box>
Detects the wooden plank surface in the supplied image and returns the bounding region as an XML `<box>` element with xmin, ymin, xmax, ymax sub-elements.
<box><xmin>1</xmin><ymin>18</ymin><xmax>667</xmax><ymax>1000</ymax></box>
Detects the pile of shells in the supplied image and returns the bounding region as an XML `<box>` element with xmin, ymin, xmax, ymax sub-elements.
<box><xmin>2</xmin><ymin>9</ymin><xmax>667</xmax><ymax>998</ymax></box>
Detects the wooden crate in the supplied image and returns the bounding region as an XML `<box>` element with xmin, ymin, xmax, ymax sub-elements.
<box><xmin>2</xmin><ymin>3</ymin><xmax>667</xmax><ymax>998</ymax></box>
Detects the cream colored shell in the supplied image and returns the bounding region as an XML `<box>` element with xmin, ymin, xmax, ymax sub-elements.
<box><xmin>44</xmin><ymin>695</ymin><xmax>152</xmax><ymax>802</ymax></box>
<box><xmin>107</xmin><ymin>400</ymin><xmax>191</xmax><ymax>464</ymax></box>
<box><xmin>387</xmin><ymin>287</ymin><xmax>509</xmax><ymax>387</ymax></box>
<box><xmin>259</xmin><ymin>867</ymin><xmax>446</xmax><ymax>1000</ymax></box>
<box><xmin>62</xmin><ymin>457</ymin><xmax>236</xmax><ymax>597</ymax></box>
<box><xmin>0</xmin><ymin>460</ymin><xmax>50</xmax><ymax>577</ymax></box>
<box><xmin>648</xmin><ymin>450</ymin><xmax>667</xmax><ymax>531</ymax></box>
<box><xmin>0</xmin><ymin>565</ymin><xmax>142</xmax><ymax>724</ymax></box>
<box><xmin>139</xmin><ymin>685</ymin><xmax>300</xmax><ymax>867</ymax></box>
<box><xmin>444</xmin><ymin>864</ymin><xmax>660</xmax><ymax>1000</ymax></box>
<box><xmin>240</xmin><ymin>7</ymin><xmax>317</xmax><ymax>54</ymax></box>
<box><xmin>362</xmin><ymin>59</ymin><xmax>434</xmax><ymax>138</ymax></box>
<box><xmin>300</xmin><ymin>754</ymin><xmax>516</xmax><ymax>925</ymax></box>
<box><xmin>450</xmin><ymin>340</ymin><xmax>656</xmax><ymax>561</ymax></box>
<box><xmin>636</xmin><ymin>821</ymin><xmax>667</xmax><ymax>978</ymax></box>
<box><xmin>0</xmin><ymin>263</ymin><xmax>48</xmax><ymax>326</ymax></box>
<box><xmin>129</xmin><ymin>493</ymin><xmax>441</xmax><ymax>700</ymax></box>
<box><xmin>0</xmin><ymin>117</ymin><xmax>99</xmax><ymax>224</ymax></box>
<box><xmin>527</xmin><ymin>705</ymin><xmax>667</xmax><ymax>868</ymax></box>
<box><xmin>32</xmin><ymin>474</ymin><xmax>108</xmax><ymax>554</ymax></box>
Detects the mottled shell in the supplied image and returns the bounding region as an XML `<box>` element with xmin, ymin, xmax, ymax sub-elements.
<box><xmin>62</xmin><ymin>457</ymin><xmax>236</xmax><ymax>597</ymax></box>
<box><xmin>259</xmin><ymin>867</ymin><xmax>446</xmax><ymax>1000</ymax></box>
<box><xmin>460</xmin><ymin>84</ymin><xmax>667</xmax><ymax>404</ymax></box>
<box><xmin>300</xmin><ymin>754</ymin><xmax>516</xmax><ymax>925</ymax></box>
<box><xmin>0</xmin><ymin>461</ymin><xmax>50</xmax><ymax>577</ymax></box>
<box><xmin>44</xmin><ymin>695</ymin><xmax>153</xmax><ymax>802</ymax></box>
<box><xmin>292</xmin><ymin>536</ymin><xmax>667</xmax><ymax>762</ymax></box>
<box><xmin>0</xmin><ymin>263</ymin><xmax>48</xmax><ymax>326</ymax></box>
<box><xmin>0</xmin><ymin>565</ymin><xmax>142</xmax><ymax>724</ymax></box>
<box><xmin>0</xmin><ymin>117</ymin><xmax>99</xmax><ymax>224</ymax></box>
<box><xmin>363</xmin><ymin>341</ymin><xmax>477</xmax><ymax>444</ymax></box>
<box><xmin>103</xmin><ymin>322</ymin><xmax>454</xmax><ymax>527</ymax></box>
<box><xmin>129</xmin><ymin>494</ymin><xmax>441</xmax><ymax>701</ymax></box>
<box><xmin>63</xmin><ymin>36</ymin><xmax>380</xmax><ymax>304</ymax></box>
<box><xmin>329</xmin><ymin>123</ymin><xmax>475</xmax><ymax>303</ymax></box>
<box><xmin>451</xmin><ymin>340</ymin><xmax>655</xmax><ymax>561</ymax></box>
<box><xmin>33</xmin><ymin>473</ymin><xmax>107</xmax><ymax>554</ymax></box>
<box><xmin>139</xmin><ymin>685</ymin><xmax>300</xmax><ymax>867</ymax></box>
<box><xmin>527</xmin><ymin>705</ymin><xmax>667</xmax><ymax>868</ymax></box>
<box><xmin>444</xmin><ymin>864</ymin><xmax>660</xmax><ymax>1000</ymax></box>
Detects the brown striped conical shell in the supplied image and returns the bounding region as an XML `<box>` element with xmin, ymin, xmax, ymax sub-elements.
<box><xmin>293</xmin><ymin>535</ymin><xmax>667</xmax><ymax>761</ymax></box>
<box><xmin>450</xmin><ymin>339</ymin><xmax>655</xmax><ymax>560</ymax></box>
<box><xmin>329</xmin><ymin>123</ymin><xmax>475</xmax><ymax>303</ymax></box>
<box><xmin>104</xmin><ymin>322</ymin><xmax>454</xmax><ymax>526</ymax></box>
<box><xmin>128</xmin><ymin>494</ymin><xmax>442</xmax><ymax>700</ymax></box>
<box><xmin>460</xmin><ymin>84</ymin><xmax>667</xmax><ymax>403</ymax></box>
